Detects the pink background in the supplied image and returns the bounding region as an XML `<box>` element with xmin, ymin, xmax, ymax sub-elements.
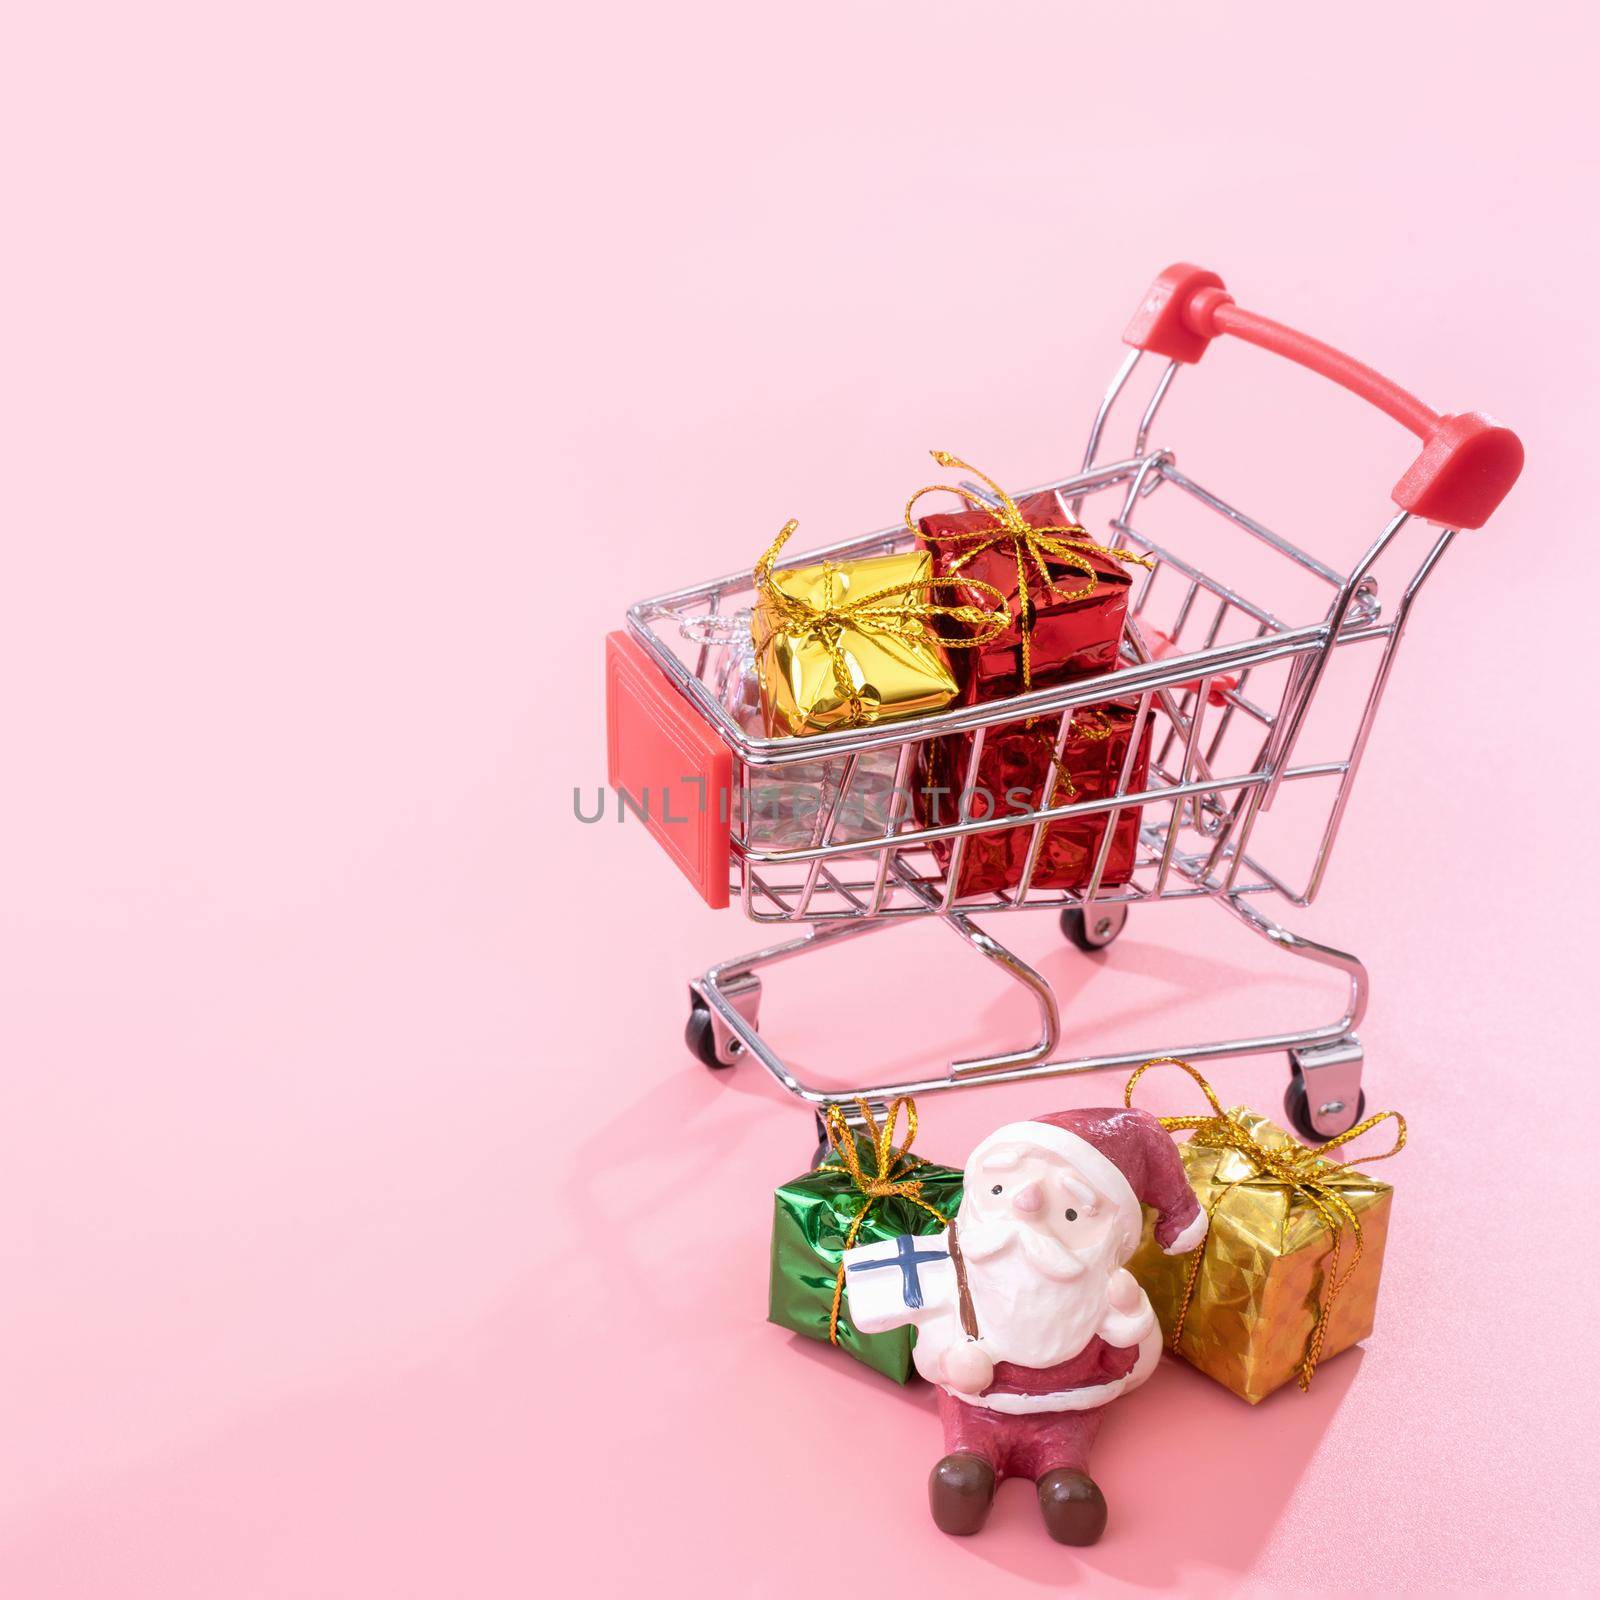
<box><xmin>3</xmin><ymin>3</ymin><xmax>1596</xmax><ymax>1594</ymax></box>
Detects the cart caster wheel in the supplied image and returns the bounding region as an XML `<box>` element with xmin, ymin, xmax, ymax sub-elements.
<box><xmin>1062</xmin><ymin>904</ymin><xmax>1127</xmax><ymax>951</ymax></box>
<box><xmin>684</xmin><ymin>978</ymin><xmax>760</xmax><ymax>1070</ymax></box>
<box><xmin>1284</xmin><ymin>1075</ymin><xmax>1366</xmax><ymax>1144</ymax></box>
<box><xmin>684</xmin><ymin>1002</ymin><xmax>729</xmax><ymax>1069</ymax></box>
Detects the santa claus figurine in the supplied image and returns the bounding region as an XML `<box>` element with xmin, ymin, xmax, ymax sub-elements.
<box><xmin>842</xmin><ymin>1107</ymin><xmax>1206</xmax><ymax>1544</ymax></box>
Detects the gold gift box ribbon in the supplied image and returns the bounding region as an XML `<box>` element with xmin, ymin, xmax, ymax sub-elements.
<box><xmin>1125</xmin><ymin>1056</ymin><xmax>1407</xmax><ymax>1391</ymax></box>
<box><xmin>816</xmin><ymin>1097</ymin><xmax>949</xmax><ymax>1346</ymax></box>
<box><xmin>908</xmin><ymin>450</ymin><xmax>1153</xmax><ymax>693</ymax></box>
<box><xmin>752</xmin><ymin>521</ymin><xmax>1008</xmax><ymax>734</ymax></box>
<box><xmin>909</xmin><ymin>450</ymin><xmax>1151</xmax><ymax>799</ymax></box>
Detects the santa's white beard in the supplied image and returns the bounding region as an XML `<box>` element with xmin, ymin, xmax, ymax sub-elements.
<box><xmin>960</xmin><ymin>1214</ymin><xmax>1119</xmax><ymax>1369</ymax></box>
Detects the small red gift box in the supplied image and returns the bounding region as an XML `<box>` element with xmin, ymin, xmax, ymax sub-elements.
<box><xmin>915</xmin><ymin>702</ymin><xmax>1151</xmax><ymax>898</ymax></box>
<box><xmin>914</xmin><ymin>470</ymin><xmax>1147</xmax><ymax>701</ymax></box>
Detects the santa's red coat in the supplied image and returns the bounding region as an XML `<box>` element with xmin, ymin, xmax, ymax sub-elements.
<box><xmin>939</xmin><ymin>1336</ymin><xmax>1139</xmax><ymax>1482</ymax></box>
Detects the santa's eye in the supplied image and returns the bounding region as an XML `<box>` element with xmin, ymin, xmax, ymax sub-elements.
<box><xmin>991</xmin><ymin>1184</ymin><xmax>1003</xmax><ymax>1195</ymax></box>
<box><xmin>1064</xmin><ymin>1208</ymin><xmax>1078</xmax><ymax>1221</ymax></box>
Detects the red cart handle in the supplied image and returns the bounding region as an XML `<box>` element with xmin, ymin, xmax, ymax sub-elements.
<box><xmin>1124</xmin><ymin>263</ymin><xmax>1523</xmax><ymax>529</ymax></box>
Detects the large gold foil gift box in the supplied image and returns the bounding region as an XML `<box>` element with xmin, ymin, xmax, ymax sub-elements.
<box><xmin>1125</xmin><ymin>1105</ymin><xmax>1395</xmax><ymax>1405</ymax></box>
<box><xmin>750</xmin><ymin>522</ymin><xmax>1004</xmax><ymax>738</ymax></box>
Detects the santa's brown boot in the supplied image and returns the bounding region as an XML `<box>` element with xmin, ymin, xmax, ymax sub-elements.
<box><xmin>1037</xmin><ymin>1468</ymin><xmax>1108</xmax><ymax>1546</ymax></box>
<box><xmin>928</xmin><ymin>1453</ymin><xmax>996</xmax><ymax>1536</ymax></box>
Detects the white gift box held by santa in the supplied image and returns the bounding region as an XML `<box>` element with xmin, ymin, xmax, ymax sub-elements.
<box><xmin>843</xmin><ymin>1106</ymin><xmax>1205</xmax><ymax>1546</ymax></box>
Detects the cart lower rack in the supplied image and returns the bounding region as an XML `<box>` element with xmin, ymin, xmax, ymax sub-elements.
<box><xmin>606</xmin><ymin>264</ymin><xmax>1521</xmax><ymax>1151</ymax></box>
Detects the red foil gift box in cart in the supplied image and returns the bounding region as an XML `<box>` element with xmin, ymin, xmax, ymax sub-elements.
<box><xmin>909</xmin><ymin>456</ymin><xmax>1154</xmax><ymax>897</ymax></box>
<box><xmin>913</xmin><ymin>465</ymin><xmax>1147</xmax><ymax>703</ymax></box>
<box><xmin>917</xmin><ymin>701</ymin><xmax>1151</xmax><ymax>898</ymax></box>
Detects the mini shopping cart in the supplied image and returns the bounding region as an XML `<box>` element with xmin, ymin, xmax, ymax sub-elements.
<box><xmin>605</xmin><ymin>263</ymin><xmax>1522</xmax><ymax>1151</ymax></box>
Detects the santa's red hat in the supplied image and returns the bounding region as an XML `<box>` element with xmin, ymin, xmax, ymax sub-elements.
<box><xmin>966</xmin><ymin>1107</ymin><xmax>1207</xmax><ymax>1257</ymax></box>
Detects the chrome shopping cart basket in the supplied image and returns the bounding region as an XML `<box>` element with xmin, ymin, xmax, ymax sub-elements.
<box><xmin>605</xmin><ymin>263</ymin><xmax>1522</xmax><ymax>1149</ymax></box>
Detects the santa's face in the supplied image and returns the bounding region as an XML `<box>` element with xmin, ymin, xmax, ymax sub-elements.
<box><xmin>956</xmin><ymin>1143</ymin><xmax>1125</xmax><ymax>1370</ymax></box>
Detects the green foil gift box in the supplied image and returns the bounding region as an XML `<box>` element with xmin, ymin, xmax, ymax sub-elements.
<box><xmin>769</xmin><ymin>1099</ymin><xmax>963</xmax><ymax>1382</ymax></box>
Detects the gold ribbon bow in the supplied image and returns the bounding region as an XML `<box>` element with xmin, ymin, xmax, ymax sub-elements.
<box><xmin>907</xmin><ymin>451</ymin><xmax>1154</xmax><ymax>693</ymax></box>
<box><xmin>753</xmin><ymin>522</ymin><xmax>1007</xmax><ymax>730</ymax></box>
<box><xmin>1124</xmin><ymin>1056</ymin><xmax>1406</xmax><ymax>1391</ymax></box>
<box><xmin>818</xmin><ymin>1097</ymin><xmax>951</xmax><ymax>1346</ymax></box>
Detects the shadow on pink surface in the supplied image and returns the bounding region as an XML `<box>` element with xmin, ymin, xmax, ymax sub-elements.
<box><xmin>547</xmin><ymin>1062</ymin><xmax>1334</xmax><ymax>1585</ymax></box>
<box><xmin>782</xmin><ymin>1330</ymin><xmax>1357</xmax><ymax>1586</ymax></box>
<box><xmin>0</xmin><ymin>1296</ymin><xmax>1355</xmax><ymax>1600</ymax></box>
<box><xmin>703</xmin><ymin>921</ymin><xmax>1335</xmax><ymax>1105</ymax></box>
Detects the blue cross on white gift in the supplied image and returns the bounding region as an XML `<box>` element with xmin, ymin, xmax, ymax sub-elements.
<box><xmin>844</xmin><ymin>1231</ymin><xmax>950</xmax><ymax>1310</ymax></box>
